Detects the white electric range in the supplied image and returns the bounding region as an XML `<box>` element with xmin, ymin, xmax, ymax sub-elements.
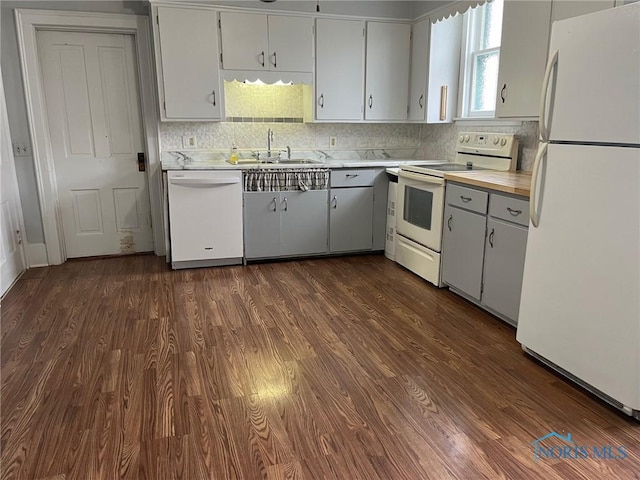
<box><xmin>395</xmin><ymin>132</ymin><xmax>519</xmax><ymax>286</ymax></box>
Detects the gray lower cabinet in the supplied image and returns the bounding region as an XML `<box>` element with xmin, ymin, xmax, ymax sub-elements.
<box><xmin>442</xmin><ymin>204</ymin><xmax>487</xmax><ymax>300</ymax></box>
<box><xmin>442</xmin><ymin>181</ymin><xmax>529</xmax><ymax>325</ymax></box>
<box><xmin>244</xmin><ymin>192</ymin><xmax>281</xmax><ymax>259</ymax></box>
<box><xmin>482</xmin><ymin>218</ymin><xmax>528</xmax><ymax>323</ymax></box>
<box><xmin>244</xmin><ymin>190</ymin><xmax>328</xmax><ymax>259</ymax></box>
<box><xmin>281</xmin><ymin>191</ymin><xmax>329</xmax><ymax>256</ymax></box>
<box><xmin>329</xmin><ymin>187</ymin><xmax>374</xmax><ymax>252</ymax></box>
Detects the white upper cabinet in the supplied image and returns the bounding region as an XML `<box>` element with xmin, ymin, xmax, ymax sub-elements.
<box><xmin>315</xmin><ymin>18</ymin><xmax>365</xmax><ymax>121</ymax></box>
<box><xmin>408</xmin><ymin>19</ymin><xmax>430</xmax><ymax>121</ymax></box>
<box><xmin>219</xmin><ymin>12</ymin><xmax>268</xmax><ymax>71</ymax></box>
<box><xmin>364</xmin><ymin>22</ymin><xmax>411</xmax><ymax>121</ymax></box>
<box><xmin>551</xmin><ymin>0</ymin><xmax>614</xmax><ymax>22</ymax></box>
<box><xmin>496</xmin><ymin>0</ymin><xmax>614</xmax><ymax>118</ymax></box>
<box><xmin>268</xmin><ymin>16</ymin><xmax>313</xmax><ymax>72</ymax></box>
<box><xmin>426</xmin><ymin>15</ymin><xmax>462</xmax><ymax>123</ymax></box>
<box><xmin>495</xmin><ymin>0</ymin><xmax>552</xmax><ymax>118</ymax></box>
<box><xmin>155</xmin><ymin>6</ymin><xmax>222</xmax><ymax>121</ymax></box>
<box><xmin>220</xmin><ymin>12</ymin><xmax>312</xmax><ymax>73</ymax></box>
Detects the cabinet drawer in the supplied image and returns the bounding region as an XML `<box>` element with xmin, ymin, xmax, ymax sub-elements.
<box><xmin>490</xmin><ymin>194</ymin><xmax>529</xmax><ymax>227</ymax></box>
<box><xmin>331</xmin><ymin>169</ymin><xmax>375</xmax><ymax>187</ymax></box>
<box><xmin>446</xmin><ymin>184</ymin><xmax>488</xmax><ymax>214</ymax></box>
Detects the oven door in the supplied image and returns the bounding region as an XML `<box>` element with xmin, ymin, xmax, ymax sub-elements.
<box><xmin>397</xmin><ymin>170</ymin><xmax>445</xmax><ymax>252</ymax></box>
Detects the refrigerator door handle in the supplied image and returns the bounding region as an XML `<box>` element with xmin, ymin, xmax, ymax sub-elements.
<box><xmin>530</xmin><ymin>142</ymin><xmax>548</xmax><ymax>228</ymax></box>
<box><xmin>539</xmin><ymin>49</ymin><xmax>559</xmax><ymax>142</ymax></box>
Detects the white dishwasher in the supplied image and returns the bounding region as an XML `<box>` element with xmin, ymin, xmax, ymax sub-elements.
<box><xmin>167</xmin><ymin>170</ymin><xmax>243</xmax><ymax>269</ymax></box>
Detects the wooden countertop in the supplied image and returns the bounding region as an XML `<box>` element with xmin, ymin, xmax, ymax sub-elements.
<box><xmin>444</xmin><ymin>170</ymin><xmax>532</xmax><ymax>197</ymax></box>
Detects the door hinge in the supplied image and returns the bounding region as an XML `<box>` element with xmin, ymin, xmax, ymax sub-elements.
<box><xmin>15</xmin><ymin>230</ymin><xmax>23</xmax><ymax>245</ymax></box>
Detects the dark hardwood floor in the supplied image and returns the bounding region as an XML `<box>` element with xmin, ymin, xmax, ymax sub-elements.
<box><xmin>1</xmin><ymin>254</ymin><xmax>638</xmax><ymax>479</ymax></box>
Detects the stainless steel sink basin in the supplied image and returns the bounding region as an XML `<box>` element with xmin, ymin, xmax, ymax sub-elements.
<box><xmin>277</xmin><ymin>159</ymin><xmax>323</xmax><ymax>164</ymax></box>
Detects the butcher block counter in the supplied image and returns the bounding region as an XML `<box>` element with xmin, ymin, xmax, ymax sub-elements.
<box><xmin>444</xmin><ymin>170</ymin><xmax>532</xmax><ymax>197</ymax></box>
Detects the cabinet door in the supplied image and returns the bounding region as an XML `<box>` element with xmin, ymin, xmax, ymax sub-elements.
<box><xmin>315</xmin><ymin>18</ymin><xmax>365</xmax><ymax>121</ymax></box>
<box><xmin>220</xmin><ymin>12</ymin><xmax>268</xmax><ymax>71</ymax></box>
<box><xmin>551</xmin><ymin>0</ymin><xmax>613</xmax><ymax>22</ymax></box>
<box><xmin>281</xmin><ymin>191</ymin><xmax>328</xmax><ymax>256</ymax></box>
<box><xmin>365</xmin><ymin>22</ymin><xmax>411</xmax><ymax>121</ymax></box>
<box><xmin>268</xmin><ymin>16</ymin><xmax>313</xmax><ymax>73</ymax></box>
<box><xmin>482</xmin><ymin>218</ymin><xmax>528</xmax><ymax>324</ymax></box>
<box><xmin>244</xmin><ymin>192</ymin><xmax>281</xmax><ymax>259</ymax></box>
<box><xmin>408</xmin><ymin>19</ymin><xmax>429</xmax><ymax>121</ymax></box>
<box><xmin>157</xmin><ymin>7</ymin><xmax>222</xmax><ymax>120</ymax></box>
<box><xmin>442</xmin><ymin>205</ymin><xmax>486</xmax><ymax>300</ymax></box>
<box><xmin>495</xmin><ymin>0</ymin><xmax>552</xmax><ymax>118</ymax></box>
<box><xmin>427</xmin><ymin>15</ymin><xmax>461</xmax><ymax>123</ymax></box>
<box><xmin>330</xmin><ymin>188</ymin><xmax>374</xmax><ymax>253</ymax></box>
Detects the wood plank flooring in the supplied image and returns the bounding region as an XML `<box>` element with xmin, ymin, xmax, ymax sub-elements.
<box><xmin>1</xmin><ymin>254</ymin><xmax>639</xmax><ymax>479</ymax></box>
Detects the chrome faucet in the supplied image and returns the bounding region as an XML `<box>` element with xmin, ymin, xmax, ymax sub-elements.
<box><xmin>267</xmin><ymin>128</ymin><xmax>274</xmax><ymax>158</ymax></box>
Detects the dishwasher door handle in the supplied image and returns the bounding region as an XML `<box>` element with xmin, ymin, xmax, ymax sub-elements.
<box><xmin>169</xmin><ymin>177</ymin><xmax>240</xmax><ymax>186</ymax></box>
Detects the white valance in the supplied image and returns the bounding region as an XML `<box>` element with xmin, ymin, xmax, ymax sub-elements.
<box><xmin>221</xmin><ymin>70</ymin><xmax>312</xmax><ymax>85</ymax></box>
<box><xmin>429</xmin><ymin>0</ymin><xmax>491</xmax><ymax>23</ymax></box>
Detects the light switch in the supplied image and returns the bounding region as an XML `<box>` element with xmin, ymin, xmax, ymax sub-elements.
<box><xmin>182</xmin><ymin>136</ymin><xmax>197</xmax><ymax>149</ymax></box>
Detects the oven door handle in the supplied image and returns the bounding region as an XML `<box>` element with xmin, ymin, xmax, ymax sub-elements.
<box><xmin>398</xmin><ymin>170</ymin><xmax>445</xmax><ymax>186</ymax></box>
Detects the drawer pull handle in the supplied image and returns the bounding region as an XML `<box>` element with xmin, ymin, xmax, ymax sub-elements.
<box><xmin>270</xmin><ymin>197</ymin><xmax>277</xmax><ymax>212</ymax></box>
<box><xmin>460</xmin><ymin>195</ymin><xmax>472</xmax><ymax>203</ymax></box>
<box><xmin>489</xmin><ymin>228</ymin><xmax>495</xmax><ymax>248</ymax></box>
<box><xmin>345</xmin><ymin>174</ymin><xmax>359</xmax><ymax>178</ymax></box>
<box><xmin>447</xmin><ymin>214</ymin><xmax>452</xmax><ymax>231</ymax></box>
<box><xmin>332</xmin><ymin>195</ymin><xmax>337</xmax><ymax>209</ymax></box>
<box><xmin>507</xmin><ymin>207</ymin><xmax>522</xmax><ymax>216</ymax></box>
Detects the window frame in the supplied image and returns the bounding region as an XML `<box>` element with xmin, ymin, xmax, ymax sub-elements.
<box><xmin>457</xmin><ymin>0</ymin><xmax>503</xmax><ymax>119</ymax></box>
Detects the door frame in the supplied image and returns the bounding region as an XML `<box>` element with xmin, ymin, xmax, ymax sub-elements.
<box><xmin>14</xmin><ymin>9</ymin><xmax>164</xmax><ymax>265</ymax></box>
<box><xmin>0</xmin><ymin>70</ymin><xmax>28</xmax><ymax>285</ymax></box>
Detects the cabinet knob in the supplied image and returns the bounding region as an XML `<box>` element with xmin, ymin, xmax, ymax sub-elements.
<box><xmin>283</xmin><ymin>197</ymin><xmax>288</xmax><ymax>212</ymax></box>
<box><xmin>332</xmin><ymin>195</ymin><xmax>337</xmax><ymax>209</ymax></box>
<box><xmin>447</xmin><ymin>214</ymin><xmax>452</xmax><ymax>231</ymax></box>
<box><xmin>319</xmin><ymin>94</ymin><xmax>324</xmax><ymax>108</ymax></box>
<box><xmin>272</xmin><ymin>51</ymin><xmax>277</xmax><ymax>68</ymax></box>
<box><xmin>488</xmin><ymin>228</ymin><xmax>495</xmax><ymax>248</ymax></box>
<box><xmin>500</xmin><ymin>83</ymin><xmax>507</xmax><ymax>103</ymax></box>
<box><xmin>368</xmin><ymin>95</ymin><xmax>373</xmax><ymax>109</ymax></box>
<box><xmin>260</xmin><ymin>51</ymin><xmax>265</xmax><ymax>67</ymax></box>
<box><xmin>418</xmin><ymin>94</ymin><xmax>424</xmax><ymax>109</ymax></box>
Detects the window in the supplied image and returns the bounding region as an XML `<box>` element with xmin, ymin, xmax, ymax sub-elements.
<box><xmin>459</xmin><ymin>0</ymin><xmax>504</xmax><ymax>118</ymax></box>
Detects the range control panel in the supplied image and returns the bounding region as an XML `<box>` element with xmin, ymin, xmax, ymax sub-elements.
<box><xmin>456</xmin><ymin>132</ymin><xmax>518</xmax><ymax>159</ymax></box>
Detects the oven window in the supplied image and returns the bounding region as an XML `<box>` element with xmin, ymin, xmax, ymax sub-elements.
<box><xmin>404</xmin><ymin>186</ymin><xmax>433</xmax><ymax>230</ymax></box>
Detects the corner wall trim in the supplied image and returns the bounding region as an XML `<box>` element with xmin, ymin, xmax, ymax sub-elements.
<box><xmin>27</xmin><ymin>242</ymin><xmax>48</xmax><ymax>267</ymax></box>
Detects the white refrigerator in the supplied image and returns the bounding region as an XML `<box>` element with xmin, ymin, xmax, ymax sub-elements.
<box><xmin>517</xmin><ymin>3</ymin><xmax>640</xmax><ymax>419</ymax></box>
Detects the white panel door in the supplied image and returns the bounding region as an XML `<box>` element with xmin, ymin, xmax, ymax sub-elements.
<box><xmin>268</xmin><ymin>15</ymin><xmax>313</xmax><ymax>73</ymax></box>
<box><xmin>517</xmin><ymin>144</ymin><xmax>640</xmax><ymax>410</ymax></box>
<box><xmin>157</xmin><ymin>7</ymin><xmax>222</xmax><ymax>120</ymax></box>
<box><xmin>408</xmin><ymin>19</ymin><xmax>429</xmax><ymax>122</ymax></box>
<box><xmin>220</xmin><ymin>12</ymin><xmax>269</xmax><ymax>71</ymax></box>
<box><xmin>38</xmin><ymin>31</ymin><xmax>153</xmax><ymax>258</ymax></box>
<box><xmin>365</xmin><ymin>21</ymin><xmax>411</xmax><ymax>121</ymax></box>
<box><xmin>1</xmin><ymin>75</ymin><xmax>26</xmax><ymax>295</ymax></box>
<box><xmin>315</xmin><ymin>18</ymin><xmax>365</xmax><ymax>121</ymax></box>
<box><xmin>544</xmin><ymin>3</ymin><xmax>640</xmax><ymax>144</ymax></box>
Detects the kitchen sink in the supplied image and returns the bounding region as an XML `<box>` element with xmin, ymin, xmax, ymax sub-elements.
<box><xmin>225</xmin><ymin>158</ymin><xmax>323</xmax><ymax>165</ymax></box>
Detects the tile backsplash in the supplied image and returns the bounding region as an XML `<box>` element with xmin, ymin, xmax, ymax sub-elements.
<box><xmin>159</xmin><ymin>119</ymin><xmax>539</xmax><ymax>171</ymax></box>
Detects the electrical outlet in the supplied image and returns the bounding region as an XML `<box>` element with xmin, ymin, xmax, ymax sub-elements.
<box><xmin>13</xmin><ymin>142</ymin><xmax>29</xmax><ymax>157</ymax></box>
<box><xmin>182</xmin><ymin>136</ymin><xmax>197</xmax><ymax>149</ymax></box>
<box><xmin>329</xmin><ymin>136</ymin><xmax>337</xmax><ymax>148</ymax></box>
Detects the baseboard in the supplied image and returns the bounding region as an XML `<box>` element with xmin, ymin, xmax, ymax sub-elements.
<box><xmin>27</xmin><ymin>242</ymin><xmax>48</xmax><ymax>267</ymax></box>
